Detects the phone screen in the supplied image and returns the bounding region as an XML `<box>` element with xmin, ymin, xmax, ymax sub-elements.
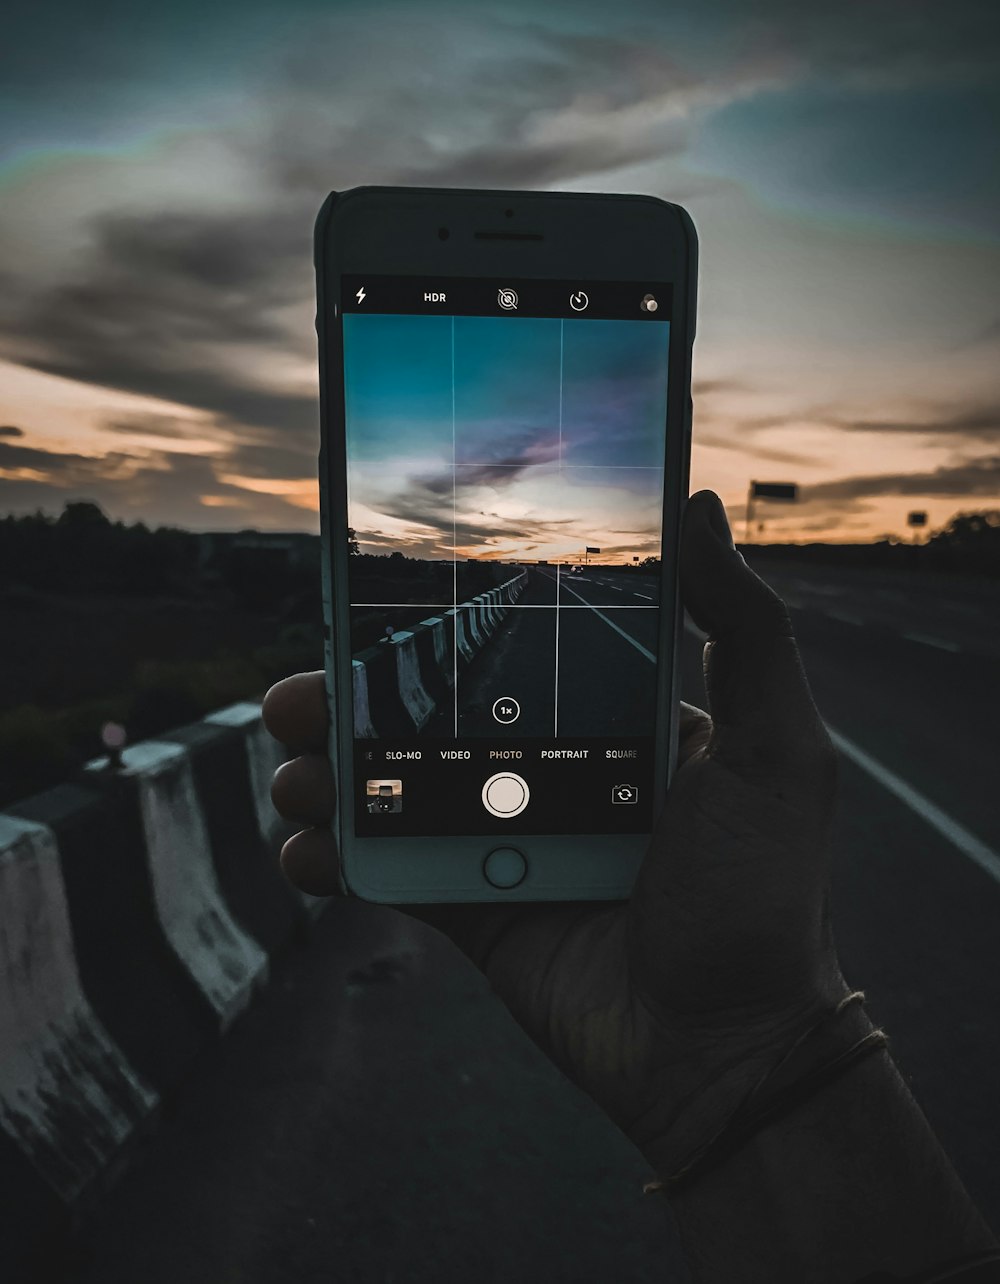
<box><xmin>339</xmin><ymin>274</ymin><xmax>674</xmax><ymax>838</ymax></box>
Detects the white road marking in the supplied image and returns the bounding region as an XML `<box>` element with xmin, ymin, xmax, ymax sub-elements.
<box><xmin>633</xmin><ymin>591</ymin><xmax>654</xmax><ymax>599</ymax></box>
<box><xmin>609</xmin><ymin>583</ymin><xmax>622</xmax><ymax>591</ymax></box>
<box><xmin>901</xmin><ymin>631</ymin><xmax>962</xmax><ymax>653</ymax></box>
<box><xmin>682</xmin><ymin>619</ymin><xmax>1000</xmax><ymax>888</ymax></box>
<box><xmin>829</xmin><ymin>730</ymin><xmax>1000</xmax><ymax>889</ymax></box>
<box><xmin>558</xmin><ymin>577</ymin><xmax>656</xmax><ymax>662</ymax></box>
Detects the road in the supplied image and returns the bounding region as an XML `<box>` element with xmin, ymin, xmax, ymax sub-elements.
<box><xmin>67</xmin><ymin>559</ymin><xmax>1000</xmax><ymax>1283</ymax></box>
<box><xmin>432</xmin><ymin>565</ymin><xmax>661</xmax><ymax>738</ymax></box>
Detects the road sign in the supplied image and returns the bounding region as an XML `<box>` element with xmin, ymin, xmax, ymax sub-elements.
<box><xmin>586</xmin><ymin>546</ymin><xmax>601</xmax><ymax>553</ymax></box>
<box><xmin>752</xmin><ymin>482</ymin><xmax>798</xmax><ymax>500</ymax></box>
<box><xmin>907</xmin><ymin>511</ymin><xmax>927</xmax><ymax>526</ymax></box>
<box><xmin>745</xmin><ymin>480</ymin><xmax>799</xmax><ymax>544</ymax></box>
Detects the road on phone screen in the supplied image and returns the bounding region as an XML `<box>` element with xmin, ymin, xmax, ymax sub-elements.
<box><xmin>431</xmin><ymin>565</ymin><xmax>661</xmax><ymax>737</ymax></box>
<box><xmin>70</xmin><ymin>559</ymin><xmax>1000</xmax><ymax>1282</ymax></box>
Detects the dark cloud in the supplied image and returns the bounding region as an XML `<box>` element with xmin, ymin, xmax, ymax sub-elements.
<box><xmin>0</xmin><ymin>425</ymin><xmax>25</xmax><ymax>437</ymax></box>
<box><xmin>725</xmin><ymin>402</ymin><xmax>1000</xmax><ymax>448</ymax></box>
<box><xmin>692</xmin><ymin>378</ymin><xmax>754</xmax><ymax>398</ymax></box>
<box><xmin>696</xmin><ymin>432</ymin><xmax>822</xmax><ymax>466</ymax></box>
<box><xmin>806</xmin><ymin>454</ymin><xmax>1000</xmax><ymax>500</ymax></box>
<box><xmin>0</xmin><ymin>439</ymin><xmax>318</xmax><ymax>531</ymax></box>
<box><xmin>0</xmin><ymin>437</ymin><xmax>96</xmax><ymax>474</ymax></box>
<box><xmin>690</xmin><ymin>0</ymin><xmax>1000</xmax><ymax>88</ymax></box>
<box><xmin>101</xmin><ymin>413</ymin><xmax>212</xmax><ymax>440</ymax></box>
<box><xmin>824</xmin><ymin>405</ymin><xmax>1000</xmax><ymax>442</ymax></box>
<box><xmin>0</xmin><ymin>205</ymin><xmax>318</xmax><ymax>440</ymax></box>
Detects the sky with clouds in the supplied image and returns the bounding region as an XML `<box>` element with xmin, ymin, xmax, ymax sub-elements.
<box><xmin>343</xmin><ymin>313</ymin><xmax>669</xmax><ymax>561</ymax></box>
<box><xmin>0</xmin><ymin>0</ymin><xmax>997</xmax><ymax>542</ymax></box>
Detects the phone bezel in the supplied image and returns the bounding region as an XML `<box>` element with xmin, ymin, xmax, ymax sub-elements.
<box><xmin>315</xmin><ymin>186</ymin><xmax>696</xmax><ymax>903</ymax></box>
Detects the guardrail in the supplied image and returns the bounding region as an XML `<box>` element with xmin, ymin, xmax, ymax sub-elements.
<box><xmin>351</xmin><ymin>570</ymin><xmax>527</xmax><ymax>737</ymax></box>
<box><xmin>0</xmin><ymin>701</ymin><xmax>318</xmax><ymax>1280</ymax></box>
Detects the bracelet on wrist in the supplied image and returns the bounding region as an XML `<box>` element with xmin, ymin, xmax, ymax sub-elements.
<box><xmin>640</xmin><ymin>993</ymin><xmax>1000</xmax><ymax>1282</ymax></box>
<box><xmin>642</xmin><ymin>989</ymin><xmax>886</xmax><ymax>1197</ymax></box>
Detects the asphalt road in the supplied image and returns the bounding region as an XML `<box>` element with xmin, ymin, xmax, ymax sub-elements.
<box><xmin>442</xmin><ymin>565</ymin><xmax>660</xmax><ymax>738</ymax></box>
<box><xmin>67</xmin><ymin>559</ymin><xmax>1000</xmax><ymax>1282</ymax></box>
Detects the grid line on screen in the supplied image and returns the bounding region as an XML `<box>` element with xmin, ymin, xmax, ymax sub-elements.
<box><xmin>554</xmin><ymin>320</ymin><xmax>563</xmax><ymax>734</ymax></box>
<box><xmin>350</xmin><ymin>603</ymin><xmax>658</xmax><ymax>609</ymax></box>
<box><xmin>452</xmin><ymin>314</ymin><xmax>458</xmax><ymax>738</ymax></box>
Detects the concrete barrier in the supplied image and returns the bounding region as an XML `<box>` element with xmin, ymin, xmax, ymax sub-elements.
<box><xmin>10</xmin><ymin>781</ymin><xmax>217</xmax><ymax>1098</ymax></box>
<box><xmin>183</xmin><ymin>704</ymin><xmax>317</xmax><ymax>935</ymax></box>
<box><xmin>353</xmin><ymin>641</ymin><xmax>416</xmax><ymax>737</ymax></box>
<box><xmin>352</xmin><ymin>660</ymin><xmax>378</xmax><ymax>739</ymax></box>
<box><xmin>0</xmin><ymin>814</ymin><xmax>159</xmax><ymax>1210</ymax></box>
<box><xmin>461</xmin><ymin>600</ymin><xmax>486</xmax><ymax>651</ymax></box>
<box><xmin>345</xmin><ymin>572</ymin><xmax>530</xmax><ymax>736</ymax></box>
<box><xmin>447</xmin><ymin>607</ymin><xmax>475</xmax><ymax>667</ymax></box>
<box><xmin>471</xmin><ymin>595</ymin><xmax>492</xmax><ymax>641</ymax></box>
<box><xmin>487</xmin><ymin>587</ymin><xmax>503</xmax><ymax>628</ymax></box>
<box><xmin>0</xmin><ymin>700</ymin><xmax>323</xmax><ymax>1275</ymax></box>
<box><xmin>416</xmin><ymin>616</ymin><xmax>454</xmax><ymax>705</ymax></box>
<box><xmin>389</xmin><ymin>630</ymin><xmax>436</xmax><ymax>731</ymax></box>
<box><xmin>84</xmin><ymin>741</ymin><xmax>270</xmax><ymax>1029</ymax></box>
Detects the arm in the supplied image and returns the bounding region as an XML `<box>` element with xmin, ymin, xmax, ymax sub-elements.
<box><xmin>659</xmin><ymin>1028</ymin><xmax>999</xmax><ymax>1283</ymax></box>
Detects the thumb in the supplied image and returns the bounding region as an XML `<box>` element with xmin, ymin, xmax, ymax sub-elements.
<box><xmin>679</xmin><ymin>490</ymin><xmax>834</xmax><ymax>783</ymax></box>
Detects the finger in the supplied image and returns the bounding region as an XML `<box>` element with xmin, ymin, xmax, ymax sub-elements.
<box><xmin>280</xmin><ymin>826</ymin><xmax>341</xmax><ymax>897</ymax></box>
<box><xmin>262</xmin><ymin>671</ymin><xmax>328</xmax><ymax>754</ymax></box>
<box><xmin>679</xmin><ymin>491</ymin><xmax>834</xmax><ymax>779</ymax></box>
<box><xmin>271</xmin><ymin>754</ymin><xmax>337</xmax><ymax>826</ymax></box>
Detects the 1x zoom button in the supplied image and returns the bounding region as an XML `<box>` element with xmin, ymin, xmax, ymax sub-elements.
<box><xmin>482</xmin><ymin>772</ymin><xmax>529</xmax><ymax>818</ymax></box>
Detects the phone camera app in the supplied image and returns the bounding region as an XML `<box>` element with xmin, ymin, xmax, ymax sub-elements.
<box><xmin>366</xmin><ymin>779</ymin><xmax>403</xmax><ymax>814</ymax></box>
<box><xmin>611</xmin><ymin>783</ymin><xmax>638</xmax><ymax>804</ymax></box>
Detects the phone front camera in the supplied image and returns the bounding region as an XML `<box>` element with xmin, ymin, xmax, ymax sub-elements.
<box><xmin>438</xmin><ymin>226</ymin><xmax>450</xmax><ymax>240</ymax></box>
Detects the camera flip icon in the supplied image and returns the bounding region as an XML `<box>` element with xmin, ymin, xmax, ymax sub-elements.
<box><xmin>611</xmin><ymin>784</ymin><xmax>638</xmax><ymax>805</ymax></box>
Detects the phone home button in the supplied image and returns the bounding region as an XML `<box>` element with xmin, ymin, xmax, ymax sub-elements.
<box><xmin>483</xmin><ymin>847</ymin><xmax>527</xmax><ymax>889</ymax></box>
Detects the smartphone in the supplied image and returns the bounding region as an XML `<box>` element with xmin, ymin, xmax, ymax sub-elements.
<box><xmin>314</xmin><ymin>186</ymin><xmax>696</xmax><ymax>904</ymax></box>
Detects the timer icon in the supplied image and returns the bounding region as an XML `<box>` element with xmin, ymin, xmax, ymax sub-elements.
<box><xmin>569</xmin><ymin>291</ymin><xmax>589</xmax><ymax>312</ymax></box>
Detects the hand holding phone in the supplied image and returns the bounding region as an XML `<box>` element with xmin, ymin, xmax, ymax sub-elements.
<box><xmin>264</xmin><ymin>490</ymin><xmax>849</xmax><ymax>1172</ymax></box>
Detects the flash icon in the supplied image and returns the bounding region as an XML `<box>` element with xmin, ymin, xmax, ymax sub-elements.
<box><xmin>356</xmin><ymin>286</ymin><xmax>366</xmax><ymax>304</ymax></box>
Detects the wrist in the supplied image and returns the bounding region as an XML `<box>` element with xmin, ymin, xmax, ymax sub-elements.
<box><xmin>631</xmin><ymin>975</ymin><xmax>860</xmax><ymax>1178</ymax></box>
<box><xmin>664</xmin><ymin>1029</ymin><xmax>998</xmax><ymax>1284</ymax></box>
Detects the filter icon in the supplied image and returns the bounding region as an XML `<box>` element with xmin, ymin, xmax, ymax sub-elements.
<box><xmin>640</xmin><ymin>294</ymin><xmax>658</xmax><ymax>313</ymax></box>
<box><xmin>498</xmin><ymin>287</ymin><xmax>518</xmax><ymax>310</ymax></box>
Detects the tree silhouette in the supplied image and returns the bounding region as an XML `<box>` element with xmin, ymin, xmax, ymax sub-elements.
<box><xmin>56</xmin><ymin>500</ymin><xmax>111</xmax><ymax>528</ymax></box>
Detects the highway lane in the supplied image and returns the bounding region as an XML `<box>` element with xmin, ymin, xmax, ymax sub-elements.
<box><xmin>69</xmin><ymin>563</ymin><xmax>1000</xmax><ymax>1281</ymax></box>
<box><xmin>433</xmin><ymin>565</ymin><xmax>661</xmax><ymax>738</ymax></box>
